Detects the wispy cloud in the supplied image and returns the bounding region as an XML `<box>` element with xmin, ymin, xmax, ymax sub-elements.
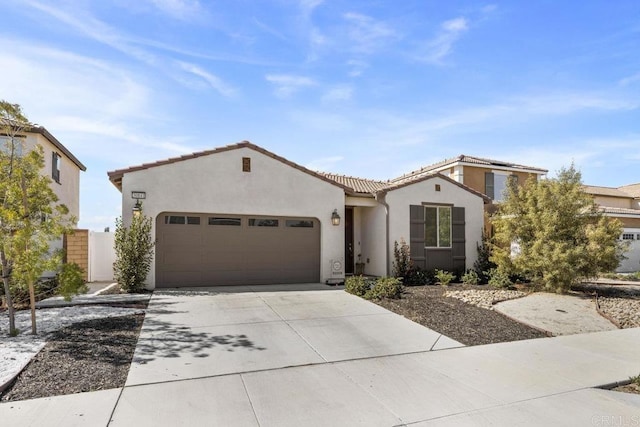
<box><xmin>322</xmin><ymin>86</ymin><xmax>353</xmax><ymax>102</ymax></box>
<box><xmin>619</xmin><ymin>72</ymin><xmax>640</xmax><ymax>86</ymax></box>
<box><xmin>177</xmin><ymin>62</ymin><xmax>237</xmax><ymax>97</ymax></box>
<box><xmin>22</xmin><ymin>0</ymin><xmax>157</xmax><ymax>65</ymax></box>
<box><xmin>417</xmin><ymin>17</ymin><xmax>469</xmax><ymax>64</ymax></box>
<box><xmin>144</xmin><ymin>0</ymin><xmax>203</xmax><ymax>20</ymax></box>
<box><xmin>343</xmin><ymin>12</ymin><xmax>397</xmax><ymax>54</ymax></box>
<box><xmin>305</xmin><ymin>156</ymin><xmax>344</xmax><ymax>172</ymax></box>
<box><xmin>347</xmin><ymin>59</ymin><xmax>368</xmax><ymax>77</ymax></box>
<box><xmin>266</xmin><ymin>74</ymin><xmax>317</xmax><ymax>98</ymax></box>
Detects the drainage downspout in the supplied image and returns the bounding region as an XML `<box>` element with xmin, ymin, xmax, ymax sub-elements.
<box><xmin>375</xmin><ymin>191</ymin><xmax>390</xmax><ymax>277</ymax></box>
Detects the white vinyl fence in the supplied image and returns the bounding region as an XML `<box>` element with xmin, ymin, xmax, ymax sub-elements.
<box><xmin>89</xmin><ymin>231</ymin><xmax>116</xmax><ymax>282</ymax></box>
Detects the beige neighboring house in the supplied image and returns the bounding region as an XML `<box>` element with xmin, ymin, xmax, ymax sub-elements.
<box><xmin>108</xmin><ymin>142</ymin><xmax>489</xmax><ymax>289</ymax></box>
<box><xmin>584</xmin><ymin>184</ymin><xmax>640</xmax><ymax>272</ymax></box>
<box><xmin>390</xmin><ymin>154</ymin><xmax>548</xmax><ymax>205</ymax></box>
<box><xmin>1</xmin><ymin>125</ymin><xmax>87</xmax><ymax>276</ymax></box>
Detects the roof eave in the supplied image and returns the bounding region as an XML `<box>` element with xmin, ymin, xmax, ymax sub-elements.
<box><xmin>31</xmin><ymin>126</ymin><xmax>87</xmax><ymax>171</ymax></box>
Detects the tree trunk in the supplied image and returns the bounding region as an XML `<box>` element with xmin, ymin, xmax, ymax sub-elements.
<box><xmin>1</xmin><ymin>252</ymin><xmax>16</xmax><ymax>336</ymax></box>
<box><xmin>28</xmin><ymin>279</ymin><xmax>36</xmax><ymax>335</ymax></box>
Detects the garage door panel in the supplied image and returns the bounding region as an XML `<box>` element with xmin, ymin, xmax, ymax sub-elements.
<box><xmin>156</xmin><ymin>213</ymin><xmax>320</xmax><ymax>287</ymax></box>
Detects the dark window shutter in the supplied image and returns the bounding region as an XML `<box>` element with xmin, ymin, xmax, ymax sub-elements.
<box><xmin>409</xmin><ymin>205</ymin><xmax>426</xmax><ymax>270</ymax></box>
<box><xmin>485</xmin><ymin>172</ymin><xmax>494</xmax><ymax>199</ymax></box>
<box><xmin>451</xmin><ymin>207</ymin><xmax>466</xmax><ymax>272</ymax></box>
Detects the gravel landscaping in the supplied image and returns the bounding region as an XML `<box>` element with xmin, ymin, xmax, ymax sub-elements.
<box><xmin>374</xmin><ymin>285</ymin><xmax>548</xmax><ymax>346</ymax></box>
<box><xmin>1</xmin><ymin>314</ymin><xmax>144</xmax><ymax>402</ymax></box>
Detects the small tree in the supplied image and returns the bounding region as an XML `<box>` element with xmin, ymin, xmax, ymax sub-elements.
<box><xmin>491</xmin><ymin>165</ymin><xmax>625</xmax><ymax>293</ymax></box>
<box><xmin>114</xmin><ymin>214</ymin><xmax>155</xmax><ymax>293</ymax></box>
<box><xmin>392</xmin><ymin>238</ymin><xmax>412</xmax><ymax>278</ymax></box>
<box><xmin>0</xmin><ymin>101</ymin><xmax>79</xmax><ymax>335</ymax></box>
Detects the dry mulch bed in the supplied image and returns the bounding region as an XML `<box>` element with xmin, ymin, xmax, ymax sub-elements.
<box><xmin>1</xmin><ymin>313</ymin><xmax>144</xmax><ymax>402</ymax></box>
<box><xmin>375</xmin><ymin>284</ymin><xmax>548</xmax><ymax>346</ymax></box>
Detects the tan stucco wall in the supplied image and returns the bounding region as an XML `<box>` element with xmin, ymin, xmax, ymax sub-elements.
<box><xmin>22</xmin><ymin>133</ymin><xmax>81</xmax><ymax>222</ymax></box>
<box><xmin>121</xmin><ymin>147</ymin><xmax>346</xmax><ymax>288</ymax></box>
<box><xmin>385</xmin><ymin>177</ymin><xmax>485</xmax><ymax>272</ymax></box>
<box><xmin>462</xmin><ymin>166</ymin><xmax>538</xmax><ymax>197</ymax></box>
<box><xmin>594</xmin><ymin>195</ymin><xmax>632</xmax><ymax>209</ymax></box>
<box><xmin>64</xmin><ymin>229</ymin><xmax>89</xmax><ymax>281</ymax></box>
<box><xmin>620</xmin><ymin>217</ymin><xmax>640</xmax><ymax>228</ymax></box>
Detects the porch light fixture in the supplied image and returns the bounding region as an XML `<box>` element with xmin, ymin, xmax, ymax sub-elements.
<box><xmin>331</xmin><ymin>209</ymin><xmax>341</xmax><ymax>226</ymax></box>
<box><xmin>132</xmin><ymin>199</ymin><xmax>143</xmax><ymax>217</ymax></box>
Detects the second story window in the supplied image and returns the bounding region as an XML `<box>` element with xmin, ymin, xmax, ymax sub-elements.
<box><xmin>485</xmin><ymin>172</ymin><xmax>518</xmax><ymax>202</ymax></box>
<box><xmin>52</xmin><ymin>152</ymin><xmax>61</xmax><ymax>183</ymax></box>
<box><xmin>1</xmin><ymin>136</ymin><xmax>24</xmax><ymax>157</ymax></box>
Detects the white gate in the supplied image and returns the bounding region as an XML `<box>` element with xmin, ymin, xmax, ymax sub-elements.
<box><xmin>89</xmin><ymin>231</ymin><xmax>116</xmax><ymax>282</ymax></box>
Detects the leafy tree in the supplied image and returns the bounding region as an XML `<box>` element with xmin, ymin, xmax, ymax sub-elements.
<box><xmin>114</xmin><ymin>213</ymin><xmax>154</xmax><ymax>293</ymax></box>
<box><xmin>491</xmin><ymin>165</ymin><xmax>625</xmax><ymax>293</ymax></box>
<box><xmin>0</xmin><ymin>101</ymin><xmax>79</xmax><ymax>335</ymax></box>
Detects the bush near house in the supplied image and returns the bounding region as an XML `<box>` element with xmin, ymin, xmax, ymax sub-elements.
<box><xmin>345</xmin><ymin>275</ymin><xmax>370</xmax><ymax>297</ymax></box>
<box><xmin>366</xmin><ymin>277</ymin><xmax>403</xmax><ymax>300</ymax></box>
<box><xmin>461</xmin><ymin>269</ymin><xmax>480</xmax><ymax>285</ymax></box>
<box><xmin>345</xmin><ymin>276</ymin><xmax>403</xmax><ymax>300</ymax></box>
<box><xmin>392</xmin><ymin>238</ymin><xmax>412</xmax><ymax>279</ymax></box>
<box><xmin>114</xmin><ymin>214</ymin><xmax>155</xmax><ymax>293</ymax></box>
<box><xmin>403</xmin><ymin>266</ymin><xmax>436</xmax><ymax>286</ymax></box>
<box><xmin>435</xmin><ymin>270</ymin><xmax>455</xmax><ymax>286</ymax></box>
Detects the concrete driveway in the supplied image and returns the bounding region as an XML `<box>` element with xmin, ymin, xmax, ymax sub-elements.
<box><xmin>2</xmin><ymin>284</ymin><xmax>639</xmax><ymax>426</ymax></box>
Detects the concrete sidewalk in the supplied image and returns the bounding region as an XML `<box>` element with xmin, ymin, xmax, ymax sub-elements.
<box><xmin>494</xmin><ymin>292</ymin><xmax>618</xmax><ymax>336</ymax></box>
<box><xmin>2</xmin><ymin>285</ymin><xmax>639</xmax><ymax>426</ymax></box>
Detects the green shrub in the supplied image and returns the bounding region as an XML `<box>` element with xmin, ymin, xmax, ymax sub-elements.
<box><xmin>57</xmin><ymin>262</ymin><xmax>88</xmax><ymax>301</ymax></box>
<box><xmin>435</xmin><ymin>270</ymin><xmax>455</xmax><ymax>286</ymax></box>
<box><xmin>461</xmin><ymin>269</ymin><xmax>480</xmax><ymax>285</ymax></box>
<box><xmin>114</xmin><ymin>215</ymin><xmax>155</xmax><ymax>293</ymax></box>
<box><xmin>488</xmin><ymin>268</ymin><xmax>512</xmax><ymax>289</ymax></box>
<box><xmin>344</xmin><ymin>275</ymin><xmax>370</xmax><ymax>297</ymax></box>
<box><xmin>404</xmin><ymin>266</ymin><xmax>435</xmax><ymax>286</ymax></box>
<box><xmin>474</xmin><ymin>235</ymin><xmax>496</xmax><ymax>284</ymax></box>
<box><xmin>392</xmin><ymin>238</ymin><xmax>412</xmax><ymax>278</ymax></box>
<box><xmin>365</xmin><ymin>277</ymin><xmax>403</xmax><ymax>300</ymax></box>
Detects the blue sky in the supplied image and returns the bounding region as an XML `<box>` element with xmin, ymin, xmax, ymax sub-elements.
<box><xmin>1</xmin><ymin>0</ymin><xmax>639</xmax><ymax>230</ymax></box>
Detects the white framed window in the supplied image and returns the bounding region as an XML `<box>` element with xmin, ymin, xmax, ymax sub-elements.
<box><xmin>621</xmin><ymin>233</ymin><xmax>635</xmax><ymax>240</ymax></box>
<box><xmin>424</xmin><ymin>206</ymin><xmax>451</xmax><ymax>248</ymax></box>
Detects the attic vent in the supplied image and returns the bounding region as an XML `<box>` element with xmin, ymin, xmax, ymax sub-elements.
<box><xmin>435</xmin><ymin>184</ymin><xmax>441</xmax><ymax>192</ymax></box>
<box><xmin>242</xmin><ymin>157</ymin><xmax>251</xmax><ymax>172</ymax></box>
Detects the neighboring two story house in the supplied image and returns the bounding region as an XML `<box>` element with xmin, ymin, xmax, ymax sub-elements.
<box><xmin>1</xmin><ymin>124</ymin><xmax>86</xmax><ymax>274</ymax></box>
<box><xmin>584</xmin><ymin>185</ymin><xmax>640</xmax><ymax>272</ymax></box>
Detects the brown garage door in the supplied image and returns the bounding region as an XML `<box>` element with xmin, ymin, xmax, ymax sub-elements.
<box><xmin>156</xmin><ymin>213</ymin><xmax>320</xmax><ymax>287</ymax></box>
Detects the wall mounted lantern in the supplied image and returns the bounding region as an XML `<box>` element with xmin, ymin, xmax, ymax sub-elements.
<box><xmin>132</xmin><ymin>199</ymin><xmax>143</xmax><ymax>217</ymax></box>
<box><xmin>131</xmin><ymin>191</ymin><xmax>146</xmax><ymax>217</ymax></box>
<box><xmin>331</xmin><ymin>209</ymin><xmax>341</xmax><ymax>226</ymax></box>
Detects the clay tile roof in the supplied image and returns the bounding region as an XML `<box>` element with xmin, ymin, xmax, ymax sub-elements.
<box><xmin>619</xmin><ymin>183</ymin><xmax>640</xmax><ymax>198</ymax></box>
<box><xmin>318</xmin><ymin>173</ymin><xmax>388</xmax><ymax>194</ymax></box>
<box><xmin>390</xmin><ymin>154</ymin><xmax>547</xmax><ymax>184</ymax></box>
<box><xmin>599</xmin><ymin>206</ymin><xmax>640</xmax><ymax>216</ymax></box>
<box><xmin>583</xmin><ymin>185</ymin><xmax>634</xmax><ymax>198</ymax></box>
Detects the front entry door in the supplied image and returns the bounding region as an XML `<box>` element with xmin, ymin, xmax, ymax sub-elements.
<box><xmin>345</xmin><ymin>207</ymin><xmax>354</xmax><ymax>274</ymax></box>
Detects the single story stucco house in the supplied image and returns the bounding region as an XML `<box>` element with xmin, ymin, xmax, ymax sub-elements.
<box><xmin>107</xmin><ymin>142</ymin><xmax>489</xmax><ymax>289</ymax></box>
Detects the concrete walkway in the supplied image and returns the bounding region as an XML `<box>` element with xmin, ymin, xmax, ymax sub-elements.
<box><xmin>494</xmin><ymin>292</ymin><xmax>618</xmax><ymax>336</ymax></box>
<box><xmin>1</xmin><ymin>285</ymin><xmax>639</xmax><ymax>426</ymax></box>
